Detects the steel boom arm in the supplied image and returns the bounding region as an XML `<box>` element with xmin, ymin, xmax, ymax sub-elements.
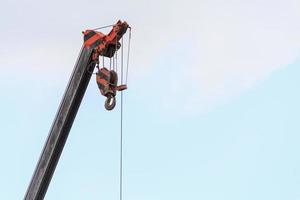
<box><xmin>24</xmin><ymin>46</ymin><xmax>95</xmax><ymax>200</ymax></box>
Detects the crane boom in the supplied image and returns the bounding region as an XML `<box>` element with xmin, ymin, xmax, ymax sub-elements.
<box><xmin>24</xmin><ymin>47</ymin><xmax>95</xmax><ymax>200</ymax></box>
<box><xmin>24</xmin><ymin>20</ymin><xmax>129</xmax><ymax>200</ymax></box>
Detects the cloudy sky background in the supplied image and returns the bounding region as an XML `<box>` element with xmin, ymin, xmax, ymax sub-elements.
<box><xmin>0</xmin><ymin>0</ymin><xmax>300</xmax><ymax>199</ymax></box>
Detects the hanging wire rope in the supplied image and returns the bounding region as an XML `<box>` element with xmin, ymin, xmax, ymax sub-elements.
<box><xmin>119</xmin><ymin>28</ymin><xmax>127</xmax><ymax>200</ymax></box>
<box><xmin>93</xmin><ymin>26</ymin><xmax>131</xmax><ymax>200</ymax></box>
<box><xmin>115</xmin><ymin>38</ymin><xmax>118</xmax><ymax>74</ymax></box>
<box><xmin>121</xmin><ymin>37</ymin><xmax>124</xmax><ymax>85</ymax></box>
<box><xmin>92</xmin><ymin>24</ymin><xmax>114</xmax><ymax>31</ymax></box>
<box><xmin>109</xmin><ymin>58</ymin><xmax>112</xmax><ymax>71</ymax></box>
<box><xmin>102</xmin><ymin>56</ymin><xmax>105</xmax><ymax>67</ymax></box>
<box><xmin>119</xmin><ymin>37</ymin><xmax>124</xmax><ymax>200</ymax></box>
<box><xmin>119</xmin><ymin>92</ymin><xmax>124</xmax><ymax>200</ymax></box>
<box><xmin>113</xmin><ymin>53</ymin><xmax>115</xmax><ymax>71</ymax></box>
<box><xmin>125</xmin><ymin>28</ymin><xmax>132</xmax><ymax>84</ymax></box>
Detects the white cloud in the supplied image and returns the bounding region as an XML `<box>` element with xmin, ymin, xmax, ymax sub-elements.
<box><xmin>1</xmin><ymin>0</ymin><xmax>299</xmax><ymax>113</ymax></box>
<box><xmin>129</xmin><ymin>0</ymin><xmax>300</xmax><ymax>113</ymax></box>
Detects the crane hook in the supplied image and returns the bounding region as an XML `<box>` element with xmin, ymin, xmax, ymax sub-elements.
<box><xmin>105</xmin><ymin>93</ymin><xmax>116</xmax><ymax>110</ymax></box>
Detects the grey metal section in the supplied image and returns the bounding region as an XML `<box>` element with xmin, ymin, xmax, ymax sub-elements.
<box><xmin>24</xmin><ymin>46</ymin><xmax>96</xmax><ymax>200</ymax></box>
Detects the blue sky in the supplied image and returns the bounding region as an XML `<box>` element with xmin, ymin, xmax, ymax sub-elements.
<box><xmin>1</xmin><ymin>0</ymin><xmax>300</xmax><ymax>199</ymax></box>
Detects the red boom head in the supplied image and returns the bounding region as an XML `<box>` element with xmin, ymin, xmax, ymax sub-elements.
<box><xmin>82</xmin><ymin>20</ymin><xmax>129</xmax><ymax>59</ymax></box>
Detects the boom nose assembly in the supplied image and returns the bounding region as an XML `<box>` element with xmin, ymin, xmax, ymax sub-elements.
<box><xmin>83</xmin><ymin>20</ymin><xmax>131</xmax><ymax>110</ymax></box>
